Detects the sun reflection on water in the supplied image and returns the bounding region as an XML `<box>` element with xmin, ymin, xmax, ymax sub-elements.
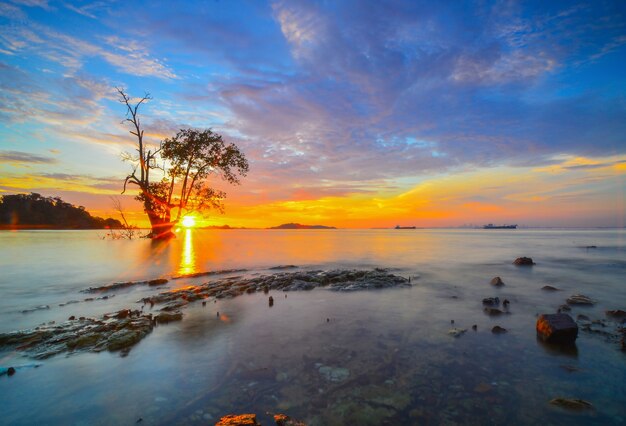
<box><xmin>178</xmin><ymin>229</ymin><xmax>197</xmax><ymax>276</ymax></box>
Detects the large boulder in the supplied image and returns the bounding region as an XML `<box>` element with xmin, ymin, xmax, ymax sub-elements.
<box><xmin>536</xmin><ymin>313</ymin><xmax>578</xmax><ymax>344</ymax></box>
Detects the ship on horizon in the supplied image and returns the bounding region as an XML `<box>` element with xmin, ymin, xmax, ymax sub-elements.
<box><xmin>483</xmin><ymin>223</ymin><xmax>517</xmax><ymax>229</ymax></box>
<box><xmin>395</xmin><ymin>225</ymin><xmax>417</xmax><ymax>229</ymax></box>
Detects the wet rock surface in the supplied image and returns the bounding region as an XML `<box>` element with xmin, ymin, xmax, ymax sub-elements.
<box><xmin>566</xmin><ymin>294</ymin><xmax>595</xmax><ymax>305</ymax></box>
<box><xmin>492</xmin><ymin>326</ymin><xmax>507</xmax><ymax>334</ymax></box>
<box><xmin>0</xmin><ymin>308</ymin><xmax>176</xmax><ymax>359</ymax></box>
<box><xmin>490</xmin><ymin>276</ymin><xmax>504</xmax><ymax>286</ymax></box>
<box><xmin>513</xmin><ymin>257</ymin><xmax>534</xmax><ymax>266</ymax></box>
<box><xmin>549</xmin><ymin>397</ymin><xmax>594</xmax><ymax>411</ymax></box>
<box><xmin>536</xmin><ymin>313</ymin><xmax>578</xmax><ymax>344</ymax></box>
<box><xmin>141</xmin><ymin>269</ymin><xmax>410</xmax><ymax>307</ymax></box>
<box><xmin>83</xmin><ymin>278</ymin><xmax>169</xmax><ymax>293</ymax></box>
<box><xmin>2</xmin><ymin>269</ymin><xmax>409</xmax><ymax>361</ymax></box>
<box><xmin>172</xmin><ymin>268</ymin><xmax>248</xmax><ymax>280</ymax></box>
<box><xmin>541</xmin><ymin>285</ymin><xmax>560</xmax><ymax>291</ymax></box>
<box><xmin>215</xmin><ymin>413</ymin><xmax>259</xmax><ymax>425</ymax></box>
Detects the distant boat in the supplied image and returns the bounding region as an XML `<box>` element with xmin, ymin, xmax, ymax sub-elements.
<box><xmin>483</xmin><ymin>224</ymin><xmax>517</xmax><ymax>229</ymax></box>
<box><xmin>395</xmin><ymin>225</ymin><xmax>416</xmax><ymax>229</ymax></box>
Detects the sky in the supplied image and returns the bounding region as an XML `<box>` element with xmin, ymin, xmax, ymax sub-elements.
<box><xmin>0</xmin><ymin>0</ymin><xmax>625</xmax><ymax>228</ymax></box>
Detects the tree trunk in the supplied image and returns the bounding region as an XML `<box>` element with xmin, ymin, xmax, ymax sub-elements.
<box><xmin>146</xmin><ymin>211</ymin><xmax>175</xmax><ymax>240</ymax></box>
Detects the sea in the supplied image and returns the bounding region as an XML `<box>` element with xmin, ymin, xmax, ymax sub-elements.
<box><xmin>0</xmin><ymin>229</ymin><xmax>625</xmax><ymax>425</ymax></box>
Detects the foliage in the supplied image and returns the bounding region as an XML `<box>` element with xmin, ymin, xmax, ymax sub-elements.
<box><xmin>118</xmin><ymin>89</ymin><xmax>249</xmax><ymax>238</ymax></box>
<box><xmin>0</xmin><ymin>193</ymin><xmax>122</xmax><ymax>229</ymax></box>
<box><xmin>161</xmin><ymin>128</ymin><xmax>249</xmax><ymax>220</ymax></box>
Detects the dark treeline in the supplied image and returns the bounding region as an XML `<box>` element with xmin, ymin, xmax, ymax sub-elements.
<box><xmin>0</xmin><ymin>193</ymin><xmax>122</xmax><ymax>229</ymax></box>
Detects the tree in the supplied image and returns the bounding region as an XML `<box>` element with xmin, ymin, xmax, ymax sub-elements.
<box><xmin>118</xmin><ymin>89</ymin><xmax>249</xmax><ymax>239</ymax></box>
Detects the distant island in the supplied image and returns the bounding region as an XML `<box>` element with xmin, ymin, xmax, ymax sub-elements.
<box><xmin>0</xmin><ymin>193</ymin><xmax>122</xmax><ymax>230</ymax></box>
<box><xmin>269</xmin><ymin>223</ymin><xmax>337</xmax><ymax>229</ymax></box>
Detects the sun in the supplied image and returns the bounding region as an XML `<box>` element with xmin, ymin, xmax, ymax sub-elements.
<box><xmin>181</xmin><ymin>215</ymin><xmax>196</xmax><ymax>228</ymax></box>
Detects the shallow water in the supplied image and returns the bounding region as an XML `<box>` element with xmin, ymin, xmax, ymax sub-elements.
<box><xmin>0</xmin><ymin>229</ymin><xmax>625</xmax><ymax>425</ymax></box>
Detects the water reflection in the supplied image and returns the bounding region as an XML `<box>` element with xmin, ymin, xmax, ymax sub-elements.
<box><xmin>178</xmin><ymin>229</ymin><xmax>197</xmax><ymax>276</ymax></box>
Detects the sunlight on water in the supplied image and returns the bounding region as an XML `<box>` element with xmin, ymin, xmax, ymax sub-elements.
<box><xmin>178</xmin><ymin>229</ymin><xmax>197</xmax><ymax>276</ymax></box>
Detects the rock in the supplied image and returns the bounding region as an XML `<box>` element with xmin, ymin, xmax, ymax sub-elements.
<box><xmin>472</xmin><ymin>324</ymin><xmax>477</xmax><ymax>331</ymax></box>
<box><xmin>155</xmin><ymin>311</ymin><xmax>183</xmax><ymax>324</ymax></box>
<box><xmin>513</xmin><ymin>257</ymin><xmax>534</xmax><ymax>266</ymax></box>
<box><xmin>585</xmin><ymin>245</ymin><xmax>597</xmax><ymax>249</ymax></box>
<box><xmin>7</xmin><ymin>367</ymin><xmax>15</xmax><ymax>376</ymax></box>
<box><xmin>492</xmin><ymin>326</ymin><xmax>507</xmax><ymax>334</ymax></box>
<box><xmin>448</xmin><ymin>328</ymin><xmax>467</xmax><ymax>338</ymax></box>
<box><xmin>269</xmin><ymin>296</ymin><xmax>274</xmax><ymax>307</ymax></box>
<box><xmin>318</xmin><ymin>365</ymin><xmax>350</xmax><ymax>382</ymax></box>
<box><xmin>490</xmin><ymin>277</ymin><xmax>505</xmax><ymax>286</ymax></box>
<box><xmin>269</xmin><ymin>265</ymin><xmax>298</xmax><ymax>270</ymax></box>
<box><xmin>567</xmin><ymin>294</ymin><xmax>594</xmax><ymax>305</ymax></box>
<box><xmin>542</xmin><ymin>285</ymin><xmax>560</xmax><ymax>291</ymax></box>
<box><xmin>274</xmin><ymin>413</ymin><xmax>307</xmax><ymax>426</ymax></box>
<box><xmin>536</xmin><ymin>313</ymin><xmax>578</xmax><ymax>344</ymax></box>
<box><xmin>148</xmin><ymin>278</ymin><xmax>168</xmax><ymax>286</ymax></box>
<box><xmin>606</xmin><ymin>309</ymin><xmax>626</xmax><ymax>319</ymax></box>
<box><xmin>215</xmin><ymin>414</ymin><xmax>260</xmax><ymax>425</ymax></box>
<box><xmin>484</xmin><ymin>307</ymin><xmax>504</xmax><ymax>316</ymax></box>
<box><xmin>558</xmin><ymin>304</ymin><xmax>571</xmax><ymax>312</ymax></box>
<box><xmin>502</xmin><ymin>299</ymin><xmax>510</xmax><ymax>307</ymax></box>
<box><xmin>549</xmin><ymin>398</ymin><xmax>594</xmax><ymax>411</ymax></box>
<box><xmin>115</xmin><ymin>309</ymin><xmax>131</xmax><ymax>319</ymax></box>
<box><xmin>68</xmin><ymin>316</ymin><xmax>75</xmax><ymax>321</ymax></box>
<box><xmin>106</xmin><ymin>329</ymin><xmax>148</xmax><ymax>352</ymax></box>
<box><xmin>576</xmin><ymin>314</ymin><xmax>590</xmax><ymax>321</ymax></box>
<box><xmin>482</xmin><ymin>297</ymin><xmax>500</xmax><ymax>306</ymax></box>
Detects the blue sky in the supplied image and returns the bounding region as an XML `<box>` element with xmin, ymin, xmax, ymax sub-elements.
<box><xmin>0</xmin><ymin>0</ymin><xmax>625</xmax><ymax>227</ymax></box>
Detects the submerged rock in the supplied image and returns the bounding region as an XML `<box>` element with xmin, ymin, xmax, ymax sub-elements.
<box><xmin>605</xmin><ymin>309</ymin><xmax>626</xmax><ymax>319</ymax></box>
<box><xmin>484</xmin><ymin>307</ymin><xmax>505</xmax><ymax>316</ymax></box>
<box><xmin>318</xmin><ymin>365</ymin><xmax>350</xmax><ymax>382</ymax></box>
<box><xmin>490</xmin><ymin>277</ymin><xmax>505</xmax><ymax>286</ymax></box>
<box><xmin>536</xmin><ymin>313</ymin><xmax>578</xmax><ymax>344</ymax></box>
<box><xmin>148</xmin><ymin>278</ymin><xmax>168</xmax><ymax>286</ymax></box>
<box><xmin>542</xmin><ymin>285</ymin><xmax>560</xmax><ymax>291</ymax></box>
<box><xmin>558</xmin><ymin>304</ymin><xmax>571</xmax><ymax>312</ymax></box>
<box><xmin>274</xmin><ymin>413</ymin><xmax>306</xmax><ymax>426</ymax></box>
<box><xmin>483</xmin><ymin>297</ymin><xmax>500</xmax><ymax>306</ymax></box>
<box><xmin>549</xmin><ymin>398</ymin><xmax>594</xmax><ymax>411</ymax></box>
<box><xmin>492</xmin><ymin>326</ymin><xmax>507</xmax><ymax>334</ymax></box>
<box><xmin>448</xmin><ymin>328</ymin><xmax>467</xmax><ymax>338</ymax></box>
<box><xmin>216</xmin><ymin>414</ymin><xmax>259</xmax><ymax>425</ymax></box>
<box><xmin>567</xmin><ymin>294</ymin><xmax>595</xmax><ymax>305</ymax></box>
<box><xmin>513</xmin><ymin>257</ymin><xmax>534</xmax><ymax>266</ymax></box>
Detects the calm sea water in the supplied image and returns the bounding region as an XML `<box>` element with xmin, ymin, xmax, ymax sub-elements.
<box><xmin>0</xmin><ymin>229</ymin><xmax>625</xmax><ymax>425</ymax></box>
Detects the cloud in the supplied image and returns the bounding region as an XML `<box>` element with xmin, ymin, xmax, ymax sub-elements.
<box><xmin>0</xmin><ymin>20</ymin><xmax>176</xmax><ymax>79</ymax></box>
<box><xmin>0</xmin><ymin>150</ymin><xmax>57</xmax><ymax>164</ymax></box>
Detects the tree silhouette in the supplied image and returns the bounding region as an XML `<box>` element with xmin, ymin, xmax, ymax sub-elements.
<box><xmin>118</xmin><ymin>89</ymin><xmax>248</xmax><ymax>239</ymax></box>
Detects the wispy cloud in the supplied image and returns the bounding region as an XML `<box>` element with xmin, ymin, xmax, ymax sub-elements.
<box><xmin>0</xmin><ymin>150</ymin><xmax>57</xmax><ymax>164</ymax></box>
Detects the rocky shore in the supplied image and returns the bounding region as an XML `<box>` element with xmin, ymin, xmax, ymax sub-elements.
<box><xmin>0</xmin><ymin>269</ymin><xmax>411</xmax><ymax>360</ymax></box>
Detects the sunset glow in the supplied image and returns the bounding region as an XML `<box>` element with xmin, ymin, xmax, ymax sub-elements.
<box><xmin>181</xmin><ymin>216</ymin><xmax>197</xmax><ymax>229</ymax></box>
<box><xmin>0</xmin><ymin>1</ymin><xmax>624</xmax><ymax>228</ymax></box>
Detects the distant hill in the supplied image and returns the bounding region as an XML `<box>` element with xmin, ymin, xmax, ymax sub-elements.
<box><xmin>0</xmin><ymin>193</ymin><xmax>122</xmax><ymax>229</ymax></box>
<box><xmin>269</xmin><ymin>222</ymin><xmax>336</xmax><ymax>229</ymax></box>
